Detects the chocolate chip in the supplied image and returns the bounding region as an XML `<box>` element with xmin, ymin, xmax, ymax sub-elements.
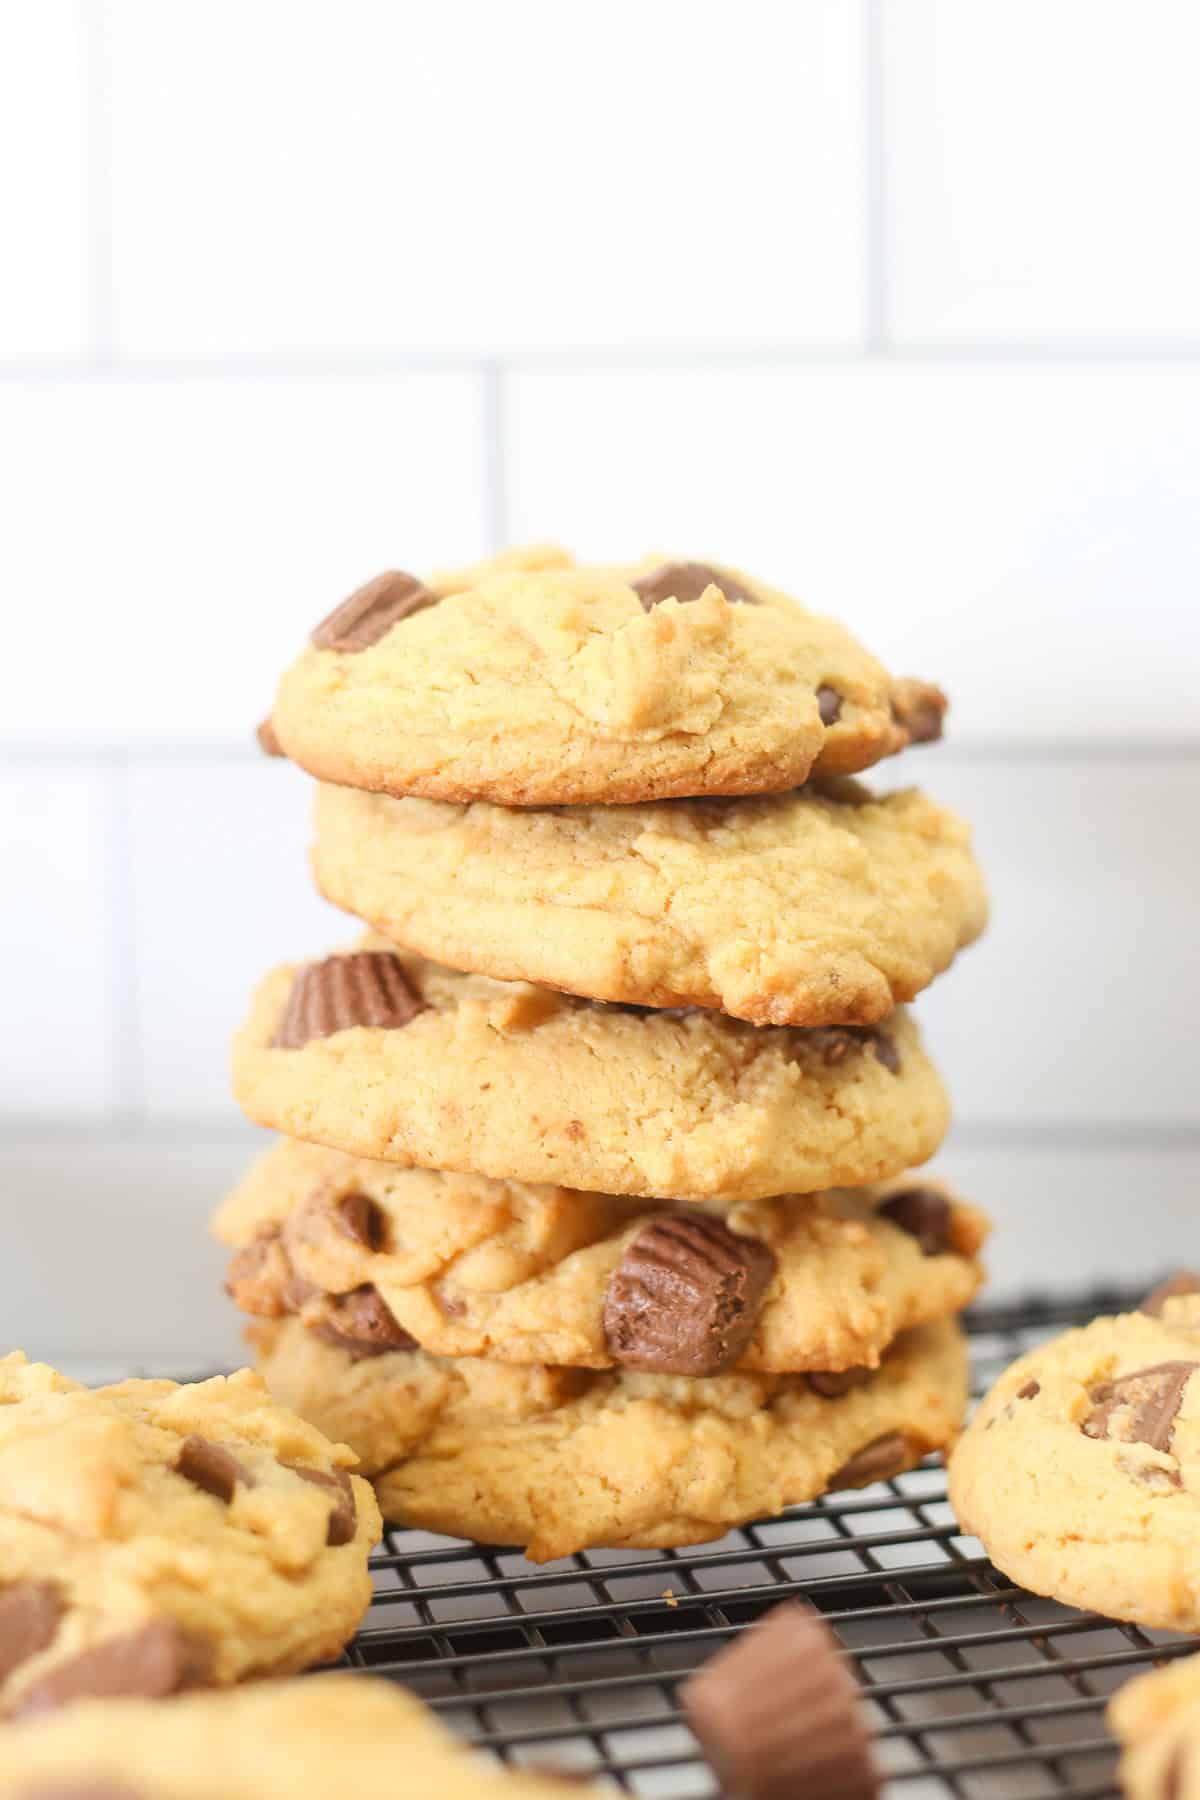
<box><xmin>283</xmin><ymin>1464</ymin><xmax>358</xmax><ymax>1546</ymax></box>
<box><xmin>10</xmin><ymin>1622</ymin><xmax>213</xmax><ymax>1716</ymax></box>
<box><xmin>682</xmin><ymin>1601</ymin><xmax>881</xmax><ymax>1800</ymax></box>
<box><xmin>816</xmin><ymin>684</ymin><xmax>843</xmax><ymax>727</ymax></box>
<box><xmin>828</xmin><ymin>1432</ymin><xmax>909</xmax><ymax>1491</ymax></box>
<box><xmin>807</xmin><ymin>1368</ymin><xmax>870</xmax><ymax>1399</ymax></box>
<box><xmin>871</xmin><ymin>1032</ymin><xmax>900</xmax><ymax>1074</ymax></box>
<box><xmin>311</xmin><ymin>570</ymin><xmax>438</xmax><ymax>652</ymax></box>
<box><xmin>1141</xmin><ymin>1271</ymin><xmax>1200</xmax><ymax>1317</ymax></box>
<box><xmin>1082</xmin><ymin>1361</ymin><xmax>1199</xmax><ymax>1453</ymax></box>
<box><xmin>889</xmin><ymin>678</ymin><xmax>947</xmax><ymax>746</ymax></box>
<box><xmin>174</xmin><ymin>1436</ymin><xmax>252</xmax><ymax>1504</ymax></box>
<box><xmin>0</xmin><ymin>1582</ymin><xmax>64</xmax><ymax>1684</ymax></box>
<box><xmin>632</xmin><ymin>561</ymin><xmax>759</xmax><ymax>611</ymax></box>
<box><xmin>255</xmin><ymin>717</ymin><xmax>284</xmax><ymax>757</ymax></box>
<box><xmin>272</xmin><ymin>951</ymin><xmax>427</xmax><ymax>1049</ymax></box>
<box><xmin>603</xmin><ymin>1216</ymin><xmax>776</xmax><ymax>1376</ymax></box>
<box><xmin>318</xmin><ymin>1286</ymin><xmax>415</xmax><ymax>1355</ymax></box>
<box><xmin>809</xmin><ymin>1025</ymin><xmax>900</xmax><ymax>1075</ymax></box>
<box><xmin>1017</xmin><ymin>1379</ymin><xmax>1040</xmax><ymax>1400</ymax></box>
<box><xmin>333</xmin><ymin>1191</ymin><xmax>387</xmax><ymax>1251</ymax></box>
<box><xmin>879</xmin><ymin>1188</ymin><xmax>952</xmax><ymax>1257</ymax></box>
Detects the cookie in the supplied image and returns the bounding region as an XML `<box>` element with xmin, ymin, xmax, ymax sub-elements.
<box><xmin>1110</xmin><ymin>1651</ymin><xmax>1200</xmax><ymax>1800</ymax></box>
<box><xmin>311</xmin><ymin>777</ymin><xmax>987</xmax><ymax>1028</ymax></box>
<box><xmin>0</xmin><ymin>1353</ymin><xmax>380</xmax><ymax>1717</ymax></box>
<box><xmin>215</xmin><ymin>1136</ymin><xmax>988</xmax><ymax>1375</ymax></box>
<box><xmin>0</xmin><ymin>1675</ymin><xmax>594</xmax><ymax>1798</ymax></box>
<box><xmin>231</xmin><ymin>940</ymin><xmax>949</xmax><ymax>1201</ymax></box>
<box><xmin>267</xmin><ymin>546</ymin><xmax>946</xmax><ymax>806</ymax></box>
<box><xmin>948</xmin><ymin>1296</ymin><xmax>1200</xmax><ymax>1631</ymax></box>
<box><xmin>252</xmin><ymin>1316</ymin><xmax>968</xmax><ymax>1561</ymax></box>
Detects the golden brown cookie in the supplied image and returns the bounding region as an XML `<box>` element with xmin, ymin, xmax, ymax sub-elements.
<box><xmin>231</xmin><ymin>940</ymin><xmax>950</xmax><ymax>1201</ymax></box>
<box><xmin>311</xmin><ymin>777</ymin><xmax>987</xmax><ymax>1027</ymax></box>
<box><xmin>215</xmin><ymin>1137</ymin><xmax>988</xmax><ymax>1375</ymax></box>
<box><xmin>267</xmin><ymin>546</ymin><xmax>945</xmax><ymax>805</ymax></box>
<box><xmin>0</xmin><ymin>1354</ymin><xmax>380</xmax><ymax>1717</ymax></box>
<box><xmin>253</xmin><ymin>1316</ymin><xmax>969</xmax><ymax>1561</ymax></box>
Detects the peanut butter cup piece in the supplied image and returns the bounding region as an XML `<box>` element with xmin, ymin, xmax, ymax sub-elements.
<box><xmin>10</xmin><ymin>1622</ymin><xmax>213</xmax><ymax>1716</ymax></box>
<box><xmin>282</xmin><ymin>1465</ymin><xmax>358</xmax><ymax>1547</ymax></box>
<box><xmin>889</xmin><ymin>677</ymin><xmax>947</xmax><ymax>745</ymax></box>
<box><xmin>632</xmin><ymin>560</ymin><xmax>759</xmax><ymax>611</ymax></box>
<box><xmin>311</xmin><ymin>570</ymin><xmax>438</xmax><ymax>651</ymax></box>
<box><xmin>174</xmin><ymin>1436</ymin><xmax>252</xmax><ymax>1504</ymax></box>
<box><xmin>1141</xmin><ymin>1271</ymin><xmax>1200</xmax><ymax>1317</ymax></box>
<box><xmin>1082</xmin><ymin>1361</ymin><xmax>1198</xmax><ymax>1453</ymax></box>
<box><xmin>683</xmin><ymin>1601</ymin><xmax>881</xmax><ymax>1800</ymax></box>
<box><xmin>828</xmin><ymin>1431</ymin><xmax>910</xmax><ymax>1490</ymax></box>
<box><xmin>603</xmin><ymin>1215</ymin><xmax>776</xmax><ymax>1376</ymax></box>
<box><xmin>273</xmin><ymin>951</ymin><xmax>426</xmax><ymax>1049</ymax></box>
<box><xmin>0</xmin><ymin>1582</ymin><xmax>64</xmax><ymax>1684</ymax></box>
<box><xmin>879</xmin><ymin>1187</ymin><xmax>952</xmax><ymax>1256</ymax></box>
<box><xmin>316</xmin><ymin>1286</ymin><xmax>416</xmax><ymax>1356</ymax></box>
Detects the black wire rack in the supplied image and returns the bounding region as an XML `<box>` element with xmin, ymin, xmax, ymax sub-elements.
<box><xmin>322</xmin><ymin>1289</ymin><xmax>1199</xmax><ymax>1797</ymax></box>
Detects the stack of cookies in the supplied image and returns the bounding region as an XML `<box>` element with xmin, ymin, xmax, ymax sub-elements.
<box><xmin>221</xmin><ymin>547</ymin><xmax>990</xmax><ymax>1562</ymax></box>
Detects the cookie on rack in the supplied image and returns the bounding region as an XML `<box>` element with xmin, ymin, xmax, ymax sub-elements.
<box><xmin>948</xmin><ymin>1293</ymin><xmax>1200</xmax><ymax>1630</ymax></box>
<box><xmin>253</xmin><ymin>1316</ymin><xmax>968</xmax><ymax>1561</ymax></box>
<box><xmin>231</xmin><ymin>940</ymin><xmax>949</xmax><ymax>1202</ymax></box>
<box><xmin>1110</xmin><ymin>1649</ymin><xmax>1200</xmax><ymax>1800</ymax></box>
<box><xmin>311</xmin><ymin>777</ymin><xmax>987</xmax><ymax>1027</ymax></box>
<box><xmin>0</xmin><ymin>1353</ymin><xmax>380</xmax><ymax>1716</ymax></box>
<box><xmin>0</xmin><ymin>1675</ymin><xmax>595</xmax><ymax>1797</ymax></box>
<box><xmin>216</xmin><ymin>1136</ymin><xmax>988</xmax><ymax>1375</ymax></box>
<box><xmin>267</xmin><ymin>546</ymin><xmax>946</xmax><ymax>806</ymax></box>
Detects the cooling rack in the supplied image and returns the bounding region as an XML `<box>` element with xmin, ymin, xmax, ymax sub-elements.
<box><xmin>325</xmin><ymin>1288</ymin><xmax>1196</xmax><ymax>1796</ymax></box>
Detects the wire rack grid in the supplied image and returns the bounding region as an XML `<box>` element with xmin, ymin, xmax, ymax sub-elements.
<box><xmin>325</xmin><ymin>1290</ymin><xmax>1197</xmax><ymax>1798</ymax></box>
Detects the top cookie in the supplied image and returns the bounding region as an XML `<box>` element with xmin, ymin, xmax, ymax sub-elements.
<box><xmin>0</xmin><ymin>1676</ymin><xmax>595</xmax><ymax>1798</ymax></box>
<box><xmin>268</xmin><ymin>545</ymin><xmax>946</xmax><ymax>805</ymax></box>
<box><xmin>0</xmin><ymin>1353</ymin><xmax>380</xmax><ymax>1717</ymax></box>
<box><xmin>948</xmin><ymin>1296</ymin><xmax>1200</xmax><ymax>1632</ymax></box>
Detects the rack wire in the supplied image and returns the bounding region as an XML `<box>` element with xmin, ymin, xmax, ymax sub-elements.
<box><xmin>324</xmin><ymin>1289</ymin><xmax>1197</xmax><ymax>1796</ymax></box>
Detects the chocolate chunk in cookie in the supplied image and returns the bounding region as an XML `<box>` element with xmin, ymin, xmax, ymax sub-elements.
<box><xmin>1082</xmin><ymin>1361</ymin><xmax>1199</xmax><ymax>1453</ymax></box>
<box><xmin>816</xmin><ymin>684</ymin><xmax>843</xmax><ymax>726</ymax></box>
<box><xmin>879</xmin><ymin>1187</ymin><xmax>952</xmax><ymax>1256</ymax></box>
<box><xmin>10</xmin><ymin>1623</ymin><xmax>213</xmax><ymax>1716</ymax></box>
<box><xmin>807</xmin><ymin>1368</ymin><xmax>870</xmax><ymax>1399</ymax></box>
<box><xmin>317</xmin><ymin>1287</ymin><xmax>416</xmax><ymax>1357</ymax></box>
<box><xmin>283</xmin><ymin>1466</ymin><xmax>358</xmax><ymax>1547</ymax></box>
<box><xmin>603</xmin><ymin>1216</ymin><xmax>776</xmax><ymax>1376</ymax></box>
<box><xmin>273</xmin><ymin>952</ymin><xmax>426</xmax><ymax>1049</ymax></box>
<box><xmin>632</xmin><ymin>560</ymin><xmax>759</xmax><ymax>611</ymax></box>
<box><xmin>311</xmin><ymin>571</ymin><xmax>438</xmax><ymax>652</ymax></box>
<box><xmin>890</xmin><ymin>678</ymin><xmax>947</xmax><ymax>745</ymax></box>
<box><xmin>0</xmin><ymin>1583</ymin><xmax>63</xmax><ymax>1685</ymax></box>
<box><xmin>333</xmin><ymin>1192</ymin><xmax>387</xmax><ymax>1251</ymax></box>
<box><xmin>175</xmin><ymin>1436</ymin><xmax>252</xmax><ymax>1504</ymax></box>
<box><xmin>829</xmin><ymin>1432</ymin><xmax>909</xmax><ymax>1490</ymax></box>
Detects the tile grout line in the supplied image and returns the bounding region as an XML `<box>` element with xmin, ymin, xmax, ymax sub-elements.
<box><xmin>479</xmin><ymin>359</ymin><xmax>511</xmax><ymax>550</ymax></box>
<box><xmin>104</xmin><ymin>756</ymin><xmax>143</xmax><ymax>1124</ymax></box>
<box><xmin>80</xmin><ymin>0</ymin><xmax>115</xmax><ymax>364</ymax></box>
<box><xmin>862</xmin><ymin>0</ymin><xmax>889</xmax><ymax>353</ymax></box>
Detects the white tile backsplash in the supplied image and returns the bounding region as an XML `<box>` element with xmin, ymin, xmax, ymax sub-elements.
<box><xmin>0</xmin><ymin>767</ymin><xmax>114</xmax><ymax>1115</ymax></box>
<box><xmin>128</xmin><ymin>760</ymin><xmax>344</xmax><ymax>1115</ymax></box>
<box><xmin>105</xmin><ymin>0</ymin><xmax>865</xmax><ymax>356</ymax></box>
<box><xmin>886</xmin><ymin>1</ymin><xmax>1200</xmax><ymax>341</ymax></box>
<box><xmin>0</xmin><ymin>2</ymin><xmax>89</xmax><ymax>356</ymax></box>
<box><xmin>0</xmin><ymin>373</ymin><xmax>487</xmax><ymax>743</ymax></box>
<box><xmin>506</xmin><ymin>362</ymin><xmax>1200</xmax><ymax>742</ymax></box>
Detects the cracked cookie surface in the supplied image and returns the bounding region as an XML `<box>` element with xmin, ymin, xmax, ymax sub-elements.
<box><xmin>253</xmin><ymin>1316</ymin><xmax>968</xmax><ymax>1561</ymax></box>
<box><xmin>215</xmin><ymin>1137</ymin><xmax>988</xmax><ymax>1374</ymax></box>
<box><xmin>268</xmin><ymin>545</ymin><xmax>945</xmax><ymax>805</ymax></box>
<box><xmin>0</xmin><ymin>1354</ymin><xmax>380</xmax><ymax>1716</ymax></box>
<box><xmin>231</xmin><ymin>938</ymin><xmax>949</xmax><ymax>1201</ymax></box>
<box><xmin>311</xmin><ymin>776</ymin><xmax>986</xmax><ymax>1027</ymax></box>
<box><xmin>948</xmin><ymin>1299</ymin><xmax>1200</xmax><ymax>1630</ymax></box>
<box><xmin>0</xmin><ymin>1675</ymin><xmax>593</xmax><ymax>1798</ymax></box>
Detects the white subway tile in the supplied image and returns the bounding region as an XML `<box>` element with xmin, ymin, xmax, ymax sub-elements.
<box><xmin>935</xmin><ymin>1144</ymin><xmax>1200</xmax><ymax>1301</ymax></box>
<box><xmin>106</xmin><ymin>0</ymin><xmax>864</xmax><ymax>355</ymax></box>
<box><xmin>127</xmin><ymin>760</ymin><xmax>344</xmax><ymax>1117</ymax></box>
<box><xmin>1</xmin><ymin>1131</ymin><xmax>253</xmax><ymax>1365</ymax></box>
<box><xmin>0</xmin><ymin>3</ymin><xmax>89</xmax><ymax>355</ymax></box>
<box><xmin>0</xmin><ymin>373</ymin><xmax>485</xmax><ymax>741</ymax></box>
<box><xmin>908</xmin><ymin>758</ymin><xmax>1200</xmax><ymax>1128</ymax></box>
<box><xmin>507</xmin><ymin>362</ymin><xmax>1200</xmax><ymax>741</ymax></box>
<box><xmin>0</xmin><ymin>768</ymin><xmax>113</xmax><ymax>1114</ymax></box>
<box><xmin>885</xmin><ymin>1</ymin><xmax>1200</xmax><ymax>341</ymax></box>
